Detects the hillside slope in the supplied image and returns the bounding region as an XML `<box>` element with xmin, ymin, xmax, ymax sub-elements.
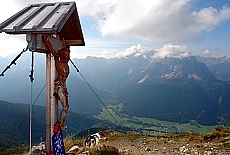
<box><xmin>0</xmin><ymin>100</ymin><xmax>101</xmax><ymax>152</ymax></box>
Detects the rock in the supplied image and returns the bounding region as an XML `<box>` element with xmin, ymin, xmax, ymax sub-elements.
<box><xmin>183</xmin><ymin>148</ymin><xmax>188</xmax><ymax>153</ymax></box>
<box><xmin>204</xmin><ymin>150</ymin><xmax>212</xmax><ymax>155</ymax></box>
<box><xmin>145</xmin><ymin>147</ymin><xmax>151</xmax><ymax>151</ymax></box>
<box><xmin>31</xmin><ymin>142</ymin><xmax>46</xmax><ymax>155</ymax></box>
<box><xmin>78</xmin><ymin>150</ymin><xmax>89</xmax><ymax>155</ymax></box>
<box><xmin>179</xmin><ymin>146</ymin><xmax>186</xmax><ymax>152</ymax></box>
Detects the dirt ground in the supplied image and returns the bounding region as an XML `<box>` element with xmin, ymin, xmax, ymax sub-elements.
<box><xmin>25</xmin><ymin>127</ymin><xmax>230</xmax><ymax>155</ymax></box>
<box><xmin>100</xmin><ymin>129</ymin><xmax>230</xmax><ymax>155</ymax></box>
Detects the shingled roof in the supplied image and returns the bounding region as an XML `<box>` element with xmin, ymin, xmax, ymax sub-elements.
<box><xmin>0</xmin><ymin>2</ymin><xmax>85</xmax><ymax>46</ymax></box>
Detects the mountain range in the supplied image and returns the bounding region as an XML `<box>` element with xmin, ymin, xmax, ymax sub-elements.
<box><xmin>1</xmin><ymin>51</ymin><xmax>230</xmax><ymax>126</ymax></box>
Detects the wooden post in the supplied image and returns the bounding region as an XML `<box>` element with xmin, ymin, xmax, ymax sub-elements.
<box><xmin>46</xmin><ymin>53</ymin><xmax>58</xmax><ymax>154</ymax></box>
<box><xmin>51</xmin><ymin>54</ymin><xmax>58</xmax><ymax>132</ymax></box>
<box><xmin>46</xmin><ymin>53</ymin><xmax>51</xmax><ymax>154</ymax></box>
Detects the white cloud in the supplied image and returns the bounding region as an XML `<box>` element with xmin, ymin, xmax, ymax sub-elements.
<box><xmin>76</xmin><ymin>0</ymin><xmax>117</xmax><ymax>17</ymax></box>
<box><xmin>93</xmin><ymin>43</ymin><xmax>191</xmax><ymax>59</ymax></box>
<box><xmin>153</xmin><ymin>43</ymin><xmax>191</xmax><ymax>58</ymax></box>
<box><xmin>84</xmin><ymin>44</ymin><xmax>149</xmax><ymax>58</ymax></box>
<box><xmin>91</xmin><ymin>49</ymin><xmax>119</xmax><ymax>59</ymax></box>
<box><xmin>0</xmin><ymin>34</ymin><xmax>26</xmax><ymax>57</ymax></box>
<box><xmin>0</xmin><ymin>1</ymin><xmax>23</xmax><ymax>23</ymax></box>
<box><xmin>81</xmin><ymin>0</ymin><xmax>230</xmax><ymax>42</ymax></box>
<box><xmin>192</xmin><ymin>6</ymin><xmax>230</xmax><ymax>32</ymax></box>
<box><xmin>202</xmin><ymin>49</ymin><xmax>211</xmax><ymax>55</ymax></box>
<box><xmin>116</xmin><ymin>44</ymin><xmax>149</xmax><ymax>58</ymax></box>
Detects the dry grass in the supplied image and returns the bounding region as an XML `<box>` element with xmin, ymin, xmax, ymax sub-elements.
<box><xmin>1</xmin><ymin>146</ymin><xmax>29</xmax><ymax>155</ymax></box>
<box><xmin>89</xmin><ymin>145</ymin><xmax>120</xmax><ymax>155</ymax></box>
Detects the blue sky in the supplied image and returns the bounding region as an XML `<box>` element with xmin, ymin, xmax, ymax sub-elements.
<box><xmin>0</xmin><ymin>0</ymin><xmax>230</xmax><ymax>58</ymax></box>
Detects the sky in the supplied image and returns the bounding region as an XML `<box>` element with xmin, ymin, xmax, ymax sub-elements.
<box><xmin>0</xmin><ymin>0</ymin><xmax>230</xmax><ymax>59</ymax></box>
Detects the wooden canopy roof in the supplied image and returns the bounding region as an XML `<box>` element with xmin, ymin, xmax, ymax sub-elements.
<box><xmin>0</xmin><ymin>2</ymin><xmax>85</xmax><ymax>46</ymax></box>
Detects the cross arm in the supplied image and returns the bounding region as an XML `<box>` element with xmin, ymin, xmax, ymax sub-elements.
<box><xmin>42</xmin><ymin>35</ymin><xmax>58</xmax><ymax>57</ymax></box>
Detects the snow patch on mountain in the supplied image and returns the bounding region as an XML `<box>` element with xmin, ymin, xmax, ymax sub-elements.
<box><xmin>137</xmin><ymin>73</ymin><xmax>149</xmax><ymax>84</ymax></box>
<box><xmin>127</xmin><ymin>69</ymin><xmax>133</xmax><ymax>75</ymax></box>
<box><xmin>188</xmin><ymin>74</ymin><xmax>203</xmax><ymax>81</ymax></box>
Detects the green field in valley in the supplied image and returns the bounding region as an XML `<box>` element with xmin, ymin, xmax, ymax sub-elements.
<box><xmin>97</xmin><ymin>103</ymin><xmax>219</xmax><ymax>134</ymax></box>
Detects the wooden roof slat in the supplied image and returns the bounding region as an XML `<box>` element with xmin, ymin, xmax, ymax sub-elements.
<box><xmin>31</xmin><ymin>3</ymin><xmax>61</xmax><ymax>30</ymax></box>
<box><xmin>13</xmin><ymin>4</ymin><xmax>46</xmax><ymax>31</ymax></box>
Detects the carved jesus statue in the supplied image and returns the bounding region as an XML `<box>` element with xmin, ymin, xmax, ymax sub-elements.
<box><xmin>43</xmin><ymin>35</ymin><xmax>70</xmax><ymax>131</ymax></box>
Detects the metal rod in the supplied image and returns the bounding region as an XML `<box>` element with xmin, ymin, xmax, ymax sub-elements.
<box><xmin>0</xmin><ymin>46</ymin><xmax>28</xmax><ymax>77</ymax></box>
<box><xmin>29</xmin><ymin>51</ymin><xmax>34</xmax><ymax>154</ymax></box>
<box><xmin>29</xmin><ymin>80</ymin><xmax>33</xmax><ymax>154</ymax></box>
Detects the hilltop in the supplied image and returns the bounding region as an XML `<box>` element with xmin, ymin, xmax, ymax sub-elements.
<box><xmin>2</xmin><ymin>127</ymin><xmax>230</xmax><ymax>155</ymax></box>
<box><xmin>97</xmin><ymin>127</ymin><xmax>230</xmax><ymax>155</ymax></box>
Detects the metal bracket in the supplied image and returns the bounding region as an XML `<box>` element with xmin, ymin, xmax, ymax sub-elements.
<box><xmin>26</xmin><ymin>33</ymin><xmax>64</xmax><ymax>53</ymax></box>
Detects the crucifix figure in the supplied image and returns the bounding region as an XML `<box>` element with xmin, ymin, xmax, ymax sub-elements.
<box><xmin>43</xmin><ymin>35</ymin><xmax>70</xmax><ymax>131</ymax></box>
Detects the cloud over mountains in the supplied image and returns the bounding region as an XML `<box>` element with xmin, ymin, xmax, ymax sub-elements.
<box><xmin>80</xmin><ymin>0</ymin><xmax>230</xmax><ymax>42</ymax></box>
<box><xmin>93</xmin><ymin>43</ymin><xmax>191</xmax><ymax>59</ymax></box>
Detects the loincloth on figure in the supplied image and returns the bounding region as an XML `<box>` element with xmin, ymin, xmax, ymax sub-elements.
<box><xmin>54</xmin><ymin>81</ymin><xmax>68</xmax><ymax>98</ymax></box>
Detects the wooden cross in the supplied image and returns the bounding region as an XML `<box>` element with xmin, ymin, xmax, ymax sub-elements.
<box><xmin>0</xmin><ymin>2</ymin><xmax>85</xmax><ymax>154</ymax></box>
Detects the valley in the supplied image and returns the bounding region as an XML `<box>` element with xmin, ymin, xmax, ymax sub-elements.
<box><xmin>1</xmin><ymin>52</ymin><xmax>230</xmax><ymax>153</ymax></box>
<box><xmin>96</xmin><ymin>103</ymin><xmax>218</xmax><ymax>134</ymax></box>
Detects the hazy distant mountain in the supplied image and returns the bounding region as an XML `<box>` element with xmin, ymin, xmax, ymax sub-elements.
<box><xmin>88</xmin><ymin>53</ymin><xmax>217</xmax><ymax>91</ymax></box>
<box><xmin>82</xmin><ymin>53</ymin><xmax>230</xmax><ymax>125</ymax></box>
<box><xmin>196</xmin><ymin>56</ymin><xmax>230</xmax><ymax>81</ymax></box>
<box><xmin>137</xmin><ymin>56</ymin><xmax>216</xmax><ymax>83</ymax></box>
<box><xmin>89</xmin><ymin>53</ymin><xmax>152</xmax><ymax>91</ymax></box>
<box><xmin>1</xmin><ymin>52</ymin><xmax>230</xmax><ymax>126</ymax></box>
<box><xmin>0</xmin><ymin>53</ymin><xmax>104</xmax><ymax>115</ymax></box>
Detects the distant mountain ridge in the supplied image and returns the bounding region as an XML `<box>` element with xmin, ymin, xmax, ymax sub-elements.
<box><xmin>196</xmin><ymin>56</ymin><xmax>230</xmax><ymax>81</ymax></box>
<box><xmin>139</xmin><ymin>56</ymin><xmax>216</xmax><ymax>83</ymax></box>
<box><xmin>80</xmin><ymin>53</ymin><xmax>230</xmax><ymax>125</ymax></box>
<box><xmin>1</xmin><ymin>52</ymin><xmax>230</xmax><ymax>126</ymax></box>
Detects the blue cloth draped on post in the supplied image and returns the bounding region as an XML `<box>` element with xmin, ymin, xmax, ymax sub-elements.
<box><xmin>52</xmin><ymin>129</ymin><xmax>66</xmax><ymax>155</ymax></box>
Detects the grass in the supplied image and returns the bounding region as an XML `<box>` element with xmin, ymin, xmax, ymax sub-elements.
<box><xmin>97</xmin><ymin>106</ymin><xmax>219</xmax><ymax>134</ymax></box>
<box><xmin>64</xmin><ymin>136</ymin><xmax>85</xmax><ymax>151</ymax></box>
<box><xmin>0</xmin><ymin>146</ymin><xmax>29</xmax><ymax>155</ymax></box>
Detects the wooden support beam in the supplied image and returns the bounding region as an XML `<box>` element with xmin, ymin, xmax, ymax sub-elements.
<box><xmin>46</xmin><ymin>53</ymin><xmax>51</xmax><ymax>154</ymax></box>
<box><xmin>46</xmin><ymin>53</ymin><xmax>58</xmax><ymax>154</ymax></box>
<box><xmin>45</xmin><ymin>35</ymin><xmax>63</xmax><ymax>154</ymax></box>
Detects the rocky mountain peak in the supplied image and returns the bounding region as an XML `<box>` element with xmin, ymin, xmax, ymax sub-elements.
<box><xmin>138</xmin><ymin>56</ymin><xmax>216</xmax><ymax>83</ymax></box>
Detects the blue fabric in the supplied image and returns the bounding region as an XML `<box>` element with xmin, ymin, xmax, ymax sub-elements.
<box><xmin>52</xmin><ymin>129</ymin><xmax>66</xmax><ymax>155</ymax></box>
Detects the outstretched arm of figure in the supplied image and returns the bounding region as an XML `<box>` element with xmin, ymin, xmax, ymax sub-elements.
<box><xmin>42</xmin><ymin>35</ymin><xmax>57</xmax><ymax>57</ymax></box>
